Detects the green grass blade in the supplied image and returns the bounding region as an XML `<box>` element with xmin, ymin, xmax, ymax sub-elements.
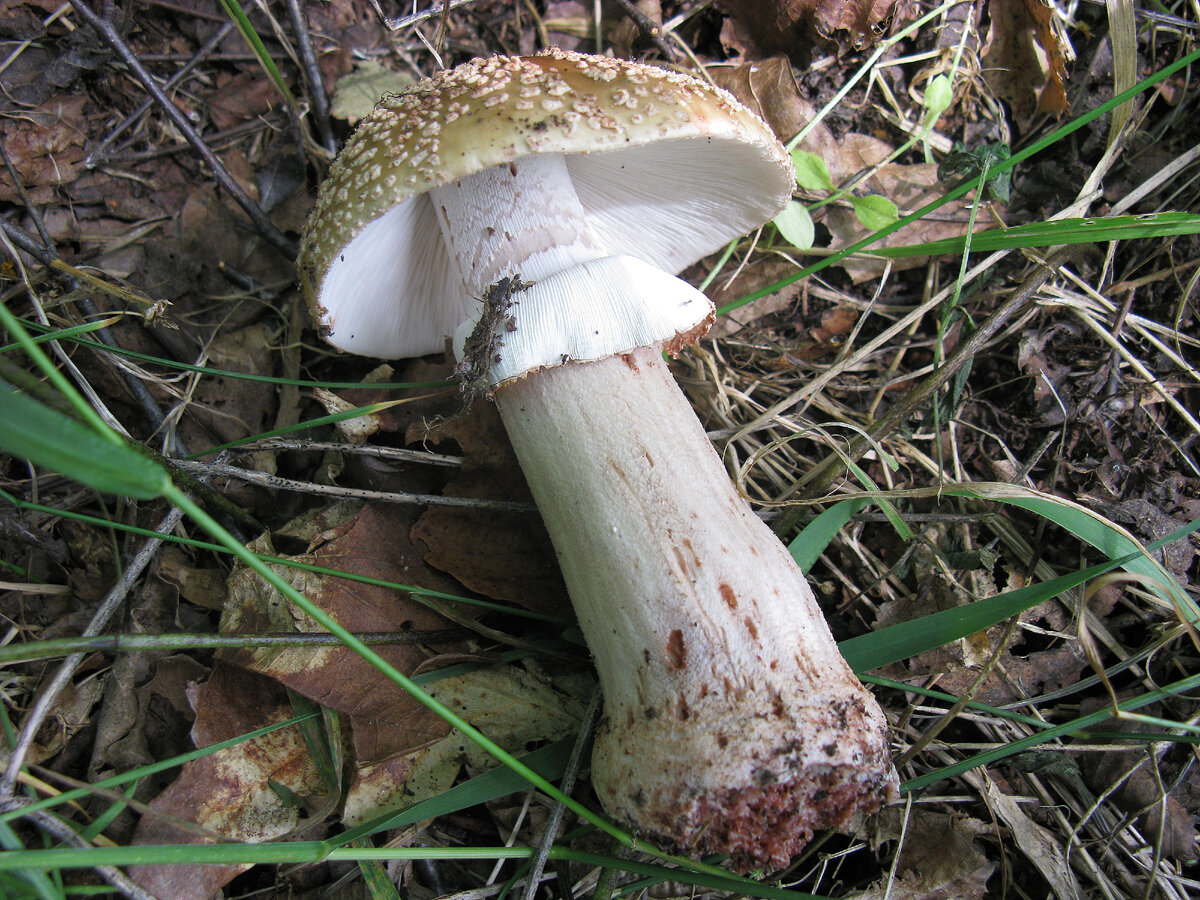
<box><xmin>717</xmin><ymin>47</ymin><xmax>1200</xmax><ymax>317</ymax></box>
<box><xmin>788</xmin><ymin>498</ymin><xmax>870</xmax><ymax>572</ymax></box>
<box><xmin>0</xmin><ymin>714</ymin><xmax>319</xmax><ymax>824</ymax></box>
<box><xmin>839</xmin><ymin>516</ymin><xmax>1198</xmax><ymax>673</ymax></box>
<box><xmin>13</xmin><ymin>318</ymin><xmax>444</xmax><ymax>390</ymax></box>
<box><xmin>0</xmin><ymin>317</ymin><xmax>121</xmax><ymax>354</ymax></box>
<box><xmin>902</xmin><ymin>670</ymin><xmax>1200</xmax><ymax>793</ymax></box>
<box><xmin>0</xmin><ymin>822</ymin><xmax>64</xmax><ymax>900</ymax></box>
<box><xmin>838</xmin><ymin>554</ymin><xmax>1129</xmax><ymax>673</ymax></box>
<box><xmin>0</xmin><ymin>382</ymin><xmax>170</xmax><ymax>499</ymax></box>
<box><xmin>868</xmin><ymin>213</ymin><xmax>1200</xmax><ymax>258</ymax></box>
<box><xmin>216</xmin><ymin>0</ymin><xmax>298</xmax><ymax>112</ymax></box>
<box><xmin>944</xmin><ymin>485</ymin><xmax>1198</xmax><ymax>620</ymax></box>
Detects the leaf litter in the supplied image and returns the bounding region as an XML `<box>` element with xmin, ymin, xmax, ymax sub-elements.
<box><xmin>0</xmin><ymin>0</ymin><xmax>1197</xmax><ymax>898</ymax></box>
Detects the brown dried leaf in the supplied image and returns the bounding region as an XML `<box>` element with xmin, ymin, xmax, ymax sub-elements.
<box><xmin>875</xmin><ymin>545</ymin><xmax>1086</xmax><ymax>704</ymax></box>
<box><xmin>982</xmin><ymin>0</ymin><xmax>1071</xmax><ymax>127</ymax></box>
<box><xmin>131</xmin><ymin>666</ymin><xmax>325</xmax><ymax>900</ymax></box>
<box><xmin>823</xmin><ymin>139</ymin><xmax>1003</xmax><ymax>282</ymax></box>
<box><xmin>206</xmin><ymin>72</ymin><xmax>278</xmax><ymax>131</ymax></box>
<box><xmin>1017</xmin><ymin>328</ymin><xmax>1074</xmax><ymax>425</ymax></box>
<box><xmin>412</xmin><ymin>404</ymin><xmax>567</xmax><ymax>617</ymax></box>
<box><xmin>158</xmin><ymin>546</ymin><xmax>228</xmax><ymax>609</ymax></box>
<box><xmin>705</xmin><ymin>255</ymin><xmax>806</xmax><ymax>338</ymax></box>
<box><xmin>143</xmin><ymin>654</ymin><xmax>211</xmax><ymax>717</ymax></box>
<box><xmin>718</xmin><ymin>0</ymin><xmax>904</xmax><ymax>58</ymax></box>
<box><xmin>853</xmin><ymin>807</ymin><xmax>994</xmax><ymax>899</ymax></box>
<box><xmin>181</xmin><ymin>321</ymin><xmax>279</xmax><ymax>466</ymax></box>
<box><xmin>983</xmin><ymin>777</ymin><xmax>1083</xmax><ymax>900</ymax></box>
<box><xmin>710</xmin><ymin>63</ymin><xmax>1002</xmax><ymax>299</ymax></box>
<box><xmin>709</xmin><ymin>57</ymin><xmax>813</xmax><ymax>144</ymax></box>
<box><xmin>25</xmin><ymin>678</ymin><xmax>105</xmax><ymax>766</ymax></box>
<box><xmin>344</xmin><ymin>663</ymin><xmax>590</xmax><ymax>825</ymax></box>
<box><xmin>1080</xmin><ymin>713</ymin><xmax>1199</xmax><ymax>859</ymax></box>
<box><xmin>0</xmin><ymin>94</ymin><xmax>88</xmax><ymax>204</ymax></box>
<box><xmin>220</xmin><ymin>501</ymin><xmax>467</xmax><ymax>764</ymax></box>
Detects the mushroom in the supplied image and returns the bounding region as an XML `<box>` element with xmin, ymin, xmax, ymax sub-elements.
<box><xmin>299</xmin><ymin>49</ymin><xmax>898</xmax><ymax>870</ymax></box>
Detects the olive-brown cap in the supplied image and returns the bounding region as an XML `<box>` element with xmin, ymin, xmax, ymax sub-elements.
<box><xmin>298</xmin><ymin>48</ymin><xmax>793</xmax><ymax>360</ymax></box>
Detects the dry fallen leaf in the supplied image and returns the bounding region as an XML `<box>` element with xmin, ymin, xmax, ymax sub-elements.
<box><xmin>206</xmin><ymin>71</ymin><xmax>279</xmax><ymax>131</ymax></box>
<box><xmin>0</xmin><ymin>94</ymin><xmax>89</xmax><ymax>204</ymax></box>
<box><xmin>220</xmin><ymin>501</ymin><xmax>468</xmax><ymax>764</ymax></box>
<box><xmin>412</xmin><ymin>404</ymin><xmax>567</xmax><ymax>617</ymax></box>
<box><xmin>718</xmin><ymin>0</ymin><xmax>905</xmax><ymax>59</ymax></box>
<box><xmin>981</xmin><ymin>775</ymin><xmax>1084</xmax><ymax>900</ymax></box>
<box><xmin>982</xmin><ymin>0</ymin><xmax>1072</xmax><ymax>127</ymax></box>
<box><xmin>823</xmin><ymin>149</ymin><xmax>1003</xmax><ymax>283</ymax></box>
<box><xmin>344</xmin><ymin>663</ymin><xmax>589</xmax><ymax>825</ymax></box>
<box><xmin>708</xmin><ymin>60</ymin><xmax>1003</xmax><ymax>315</ymax></box>
<box><xmin>131</xmin><ymin>666</ymin><xmax>325</xmax><ymax>900</ymax></box>
<box><xmin>874</xmin><ymin>539</ymin><xmax>1087</xmax><ymax>704</ymax></box>
<box><xmin>853</xmin><ymin>806</ymin><xmax>994</xmax><ymax>899</ymax></box>
<box><xmin>131</xmin><ymin>661</ymin><xmax>587</xmax><ymax>900</ymax></box>
<box><xmin>330</xmin><ymin>60</ymin><xmax>415</xmax><ymax>124</ymax></box>
<box><xmin>1080</xmin><ymin>711</ymin><xmax>1199</xmax><ymax>860</ymax></box>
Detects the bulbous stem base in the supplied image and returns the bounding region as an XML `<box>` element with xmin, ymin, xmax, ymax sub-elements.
<box><xmin>495</xmin><ymin>346</ymin><xmax>898</xmax><ymax>870</ymax></box>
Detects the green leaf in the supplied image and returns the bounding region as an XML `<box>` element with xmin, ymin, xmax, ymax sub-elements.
<box><xmin>0</xmin><ymin>382</ymin><xmax>170</xmax><ymax>500</ymax></box>
<box><xmin>851</xmin><ymin>194</ymin><xmax>899</xmax><ymax>230</ymax></box>
<box><xmin>937</xmin><ymin>141</ymin><xmax>1012</xmax><ymax>202</ymax></box>
<box><xmin>789</xmin><ymin>498</ymin><xmax>871</xmax><ymax>572</ymax></box>
<box><xmin>791</xmin><ymin>150</ymin><xmax>835</xmax><ymax>191</ymax></box>
<box><xmin>774</xmin><ymin>200</ymin><xmax>815</xmax><ymax>249</ymax></box>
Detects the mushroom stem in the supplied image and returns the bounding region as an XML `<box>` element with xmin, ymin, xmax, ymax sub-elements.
<box><xmin>495</xmin><ymin>346</ymin><xmax>898</xmax><ymax>870</ymax></box>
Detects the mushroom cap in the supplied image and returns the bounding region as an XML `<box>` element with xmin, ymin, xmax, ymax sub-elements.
<box><xmin>298</xmin><ymin>49</ymin><xmax>794</xmax><ymax>359</ymax></box>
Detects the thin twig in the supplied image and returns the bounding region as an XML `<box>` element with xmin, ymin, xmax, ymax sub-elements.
<box><xmin>284</xmin><ymin>0</ymin><xmax>337</xmax><ymax>154</ymax></box>
<box><xmin>369</xmin><ymin>0</ymin><xmax>481</xmax><ymax>31</ymax></box>
<box><xmin>521</xmin><ymin>686</ymin><xmax>603</xmax><ymax>900</ymax></box>
<box><xmin>67</xmin><ymin>0</ymin><xmax>297</xmax><ymax>259</ymax></box>
<box><xmin>85</xmin><ymin>21</ymin><xmax>236</xmax><ymax>168</ymax></box>
<box><xmin>168</xmin><ymin>458</ymin><xmax>537</xmax><ymax>512</ymax></box>
<box><xmin>0</xmin><ymin>630</ymin><xmax>466</xmax><ymax>665</ymax></box>
<box><xmin>0</xmin><ymin>218</ymin><xmax>191</xmax><ymax>458</ymax></box>
<box><xmin>0</xmin><ymin>504</ymin><xmax>186</xmax><ymax>796</ymax></box>
<box><xmin>611</xmin><ymin>0</ymin><xmax>676</xmax><ymax>60</ymax></box>
<box><xmin>244</xmin><ymin>438</ymin><xmax>462</xmax><ymax>466</ymax></box>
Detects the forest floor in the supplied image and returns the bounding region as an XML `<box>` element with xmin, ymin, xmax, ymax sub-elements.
<box><xmin>0</xmin><ymin>2</ymin><xmax>1198</xmax><ymax>899</ymax></box>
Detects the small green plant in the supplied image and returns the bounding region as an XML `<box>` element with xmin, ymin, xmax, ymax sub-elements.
<box><xmin>774</xmin><ymin>149</ymin><xmax>901</xmax><ymax>251</ymax></box>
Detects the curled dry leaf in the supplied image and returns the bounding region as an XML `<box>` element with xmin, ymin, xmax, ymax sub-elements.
<box><xmin>131</xmin><ymin>666</ymin><xmax>325</xmax><ymax>900</ymax></box>
<box><xmin>718</xmin><ymin>0</ymin><xmax>906</xmax><ymax>59</ymax></box>
<box><xmin>411</xmin><ymin>403</ymin><xmax>567</xmax><ymax>617</ymax></box>
<box><xmin>219</xmin><ymin>501</ymin><xmax>468</xmax><ymax>764</ymax></box>
<box><xmin>852</xmin><ymin>807</ymin><xmax>995</xmax><ymax>900</ymax></box>
<box><xmin>982</xmin><ymin>0</ymin><xmax>1072</xmax><ymax>127</ymax></box>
